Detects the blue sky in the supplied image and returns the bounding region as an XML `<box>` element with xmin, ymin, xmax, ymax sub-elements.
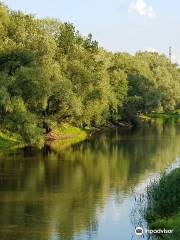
<box><xmin>2</xmin><ymin>0</ymin><xmax>180</xmax><ymax>63</ymax></box>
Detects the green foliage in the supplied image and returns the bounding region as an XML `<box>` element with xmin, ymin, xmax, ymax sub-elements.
<box><xmin>0</xmin><ymin>130</ymin><xmax>22</xmax><ymax>150</ymax></box>
<box><xmin>148</xmin><ymin>111</ymin><xmax>180</xmax><ymax>119</ymax></box>
<box><xmin>0</xmin><ymin>3</ymin><xmax>180</xmax><ymax>145</ymax></box>
<box><xmin>145</xmin><ymin>168</ymin><xmax>180</xmax><ymax>239</ymax></box>
<box><xmin>150</xmin><ymin>213</ymin><xmax>180</xmax><ymax>240</ymax></box>
<box><xmin>123</xmin><ymin>96</ymin><xmax>144</xmax><ymax>122</ymax></box>
<box><xmin>4</xmin><ymin>98</ymin><xmax>44</xmax><ymax>146</ymax></box>
<box><xmin>146</xmin><ymin>168</ymin><xmax>180</xmax><ymax>220</ymax></box>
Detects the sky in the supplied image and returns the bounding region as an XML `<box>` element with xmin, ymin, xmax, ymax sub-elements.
<box><xmin>2</xmin><ymin>0</ymin><xmax>180</xmax><ymax>63</ymax></box>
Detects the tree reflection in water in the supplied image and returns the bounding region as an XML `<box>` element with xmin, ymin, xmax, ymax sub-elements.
<box><xmin>0</xmin><ymin>120</ymin><xmax>179</xmax><ymax>240</ymax></box>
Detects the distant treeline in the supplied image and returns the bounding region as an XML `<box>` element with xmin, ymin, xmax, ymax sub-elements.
<box><xmin>0</xmin><ymin>2</ymin><xmax>180</xmax><ymax>145</ymax></box>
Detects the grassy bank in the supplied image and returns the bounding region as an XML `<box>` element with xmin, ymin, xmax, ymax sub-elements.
<box><xmin>47</xmin><ymin>123</ymin><xmax>88</xmax><ymax>140</ymax></box>
<box><xmin>138</xmin><ymin>110</ymin><xmax>180</xmax><ymax>124</ymax></box>
<box><xmin>0</xmin><ymin>124</ymin><xmax>90</xmax><ymax>152</ymax></box>
<box><xmin>45</xmin><ymin>123</ymin><xmax>89</xmax><ymax>152</ymax></box>
<box><xmin>147</xmin><ymin>109</ymin><xmax>180</xmax><ymax>119</ymax></box>
<box><xmin>150</xmin><ymin>213</ymin><xmax>180</xmax><ymax>239</ymax></box>
<box><xmin>0</xmin><ymin>131</ymin><xmax>23</xmax><ymax>151</ymax></box>
<box><xmin>145</xmin><ymin>168</ymin><xmax>180</xmax><ymax>239</ymax></box>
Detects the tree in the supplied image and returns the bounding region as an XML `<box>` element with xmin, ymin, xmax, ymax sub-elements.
<box><xmin>0</xmin><ymin>3</ymin><xmax>180</xmax><ymax>144</ymax></box>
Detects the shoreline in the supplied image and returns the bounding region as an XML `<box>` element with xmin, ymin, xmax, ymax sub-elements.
<box><xmin>0</xmin><ymin>122</ymin><xmax>130</xmax><ymax>151</ymax></box>
<box><xmin>145</xmin><ymin>168</ymin><xmax>180</xmax><ymax>240</ymax></box>
<box><xmin>0</xmin><ymin>113</ymin><xmax>179</xmax><ymax>151</ymax></box>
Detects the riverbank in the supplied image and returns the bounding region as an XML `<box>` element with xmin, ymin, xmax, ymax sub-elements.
<box><xmin>0</xmin><ymin>131</ymin><xmax>23</xmax><ymax>151</ymax></box>
<box><xmin>45</xmin><ymin>123</ymin><xmax>88</xmax><ymax>141</ymax></box>
<box><xmin>145</xmin><ymin>168</ymin><xmax>180</xmax><ymax>239</ymax></box>
<box><xmin>45</xmin><ymin>123</ymin><xmax>88</xmax><ymax>151</ymax></box>
<box><xmin>0</xmin><ymin>124</ymin><xmax>88</xmax><ymax>151</ymax></box>
<box><xmin>144</xmin><ymin>110</ymin><xmax>180</xmax><ymax>120</ymax></box>
<box><xmin>0</xmin><ymin>121</ymin><xmax>131</xmax><ymax>151</ymax></box>
<box><xmin>0</xmin><ymin>112</ymin><xmax>179</xmax><ymax>151</ymax></box>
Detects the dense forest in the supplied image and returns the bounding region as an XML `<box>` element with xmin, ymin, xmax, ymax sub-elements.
<box><xmin>0</xmin><ymin>2</ymin><xmax>180</xmax><ymax>145</ymax></box>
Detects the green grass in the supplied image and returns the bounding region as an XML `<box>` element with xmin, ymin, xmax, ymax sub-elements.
<box><xmin>0</xmin><ymin>131</ymin><xmax>23</xmax><ymax>150</ymax></box>
<box><xmin>0</xmin><ymin>124</ymin><xmax>88</xmax><ymax>151</ymax></box>
<box><xmin>46</xmin><ymin>123</ymin><xmax>88</xmax><ymax>152</ymax></box>
<box><xmin>138</xmin><ymin>114</ymin><xmax>152</xmax><ymax>121</ymax></box>
<box><xmin>150</xmin><ymin>213</ymin><xmax>180</xmax><ymax>239</ymax></box>
<box><xmin>52</xmin><ymin>123</ymin><xmax>87</xmax><ymax>139</ymax></box>
<box><xmin>147</xmin><ymin>110</ymin><xmax>180</xmax><ymax>119</ymax></box>
<box><xmin>145</xmin><ymin>168</ymin><xmax>180</xmax><ymax>239</ymax></box>
<box><xmin>138</xmin><ymin>110</ymin><xmax>180</xmax><ymax>123</ymax></box>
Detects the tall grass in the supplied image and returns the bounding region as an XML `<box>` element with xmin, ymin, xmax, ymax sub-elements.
<box><xmin>145</xmin><ymin>168</ymin><xmax>180</xmax><ymax>239</ymax></box>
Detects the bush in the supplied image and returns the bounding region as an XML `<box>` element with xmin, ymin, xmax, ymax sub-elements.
<box><xmin>146</xmin><ymin>168</ymin><xmax>180</xmax><ymax>221</ymax></box>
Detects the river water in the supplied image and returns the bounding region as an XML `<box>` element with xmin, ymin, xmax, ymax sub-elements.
<box><xmin>0</xmin><ymin>120</ymin><xmax>179</xmax><ymax>240</ymax></box>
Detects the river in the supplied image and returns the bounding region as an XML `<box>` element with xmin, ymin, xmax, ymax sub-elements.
<box><xmin>0</xmin><ymin>120</ymin><xmax>179</xmax><ymax>240</ymax></box>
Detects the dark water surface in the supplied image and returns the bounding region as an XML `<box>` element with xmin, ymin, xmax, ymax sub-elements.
<box><xmin>0</xmin><ymin>121</ymin><xmax>180</xmax><ymax>240</ymax></box>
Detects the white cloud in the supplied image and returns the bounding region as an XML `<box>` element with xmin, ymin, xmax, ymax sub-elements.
<box><xmin>145</xmin><ymin>48</ymin><xmax>158</xmax><ymax>53</ymax></box>
<box><xmin>172</xmin><ymin>53</ymin><xmax>180</xmax><ymax>65</ymax></box>
<box><xmin>129</xmin><ymin>0</ymin><xmax>156</xmax><ymax>19</ymax></box>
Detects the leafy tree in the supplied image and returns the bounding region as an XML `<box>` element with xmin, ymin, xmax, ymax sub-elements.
<box><xmin>0</xmin><ymin>3</ymin><xmax>180</xmax><ymax>144</ymax></box>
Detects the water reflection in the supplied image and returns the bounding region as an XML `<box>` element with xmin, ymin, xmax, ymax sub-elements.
<box><xmin>0</xmin><ymin>121</ymin><xmax>179</xmax><ymax>240</ymax></box>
